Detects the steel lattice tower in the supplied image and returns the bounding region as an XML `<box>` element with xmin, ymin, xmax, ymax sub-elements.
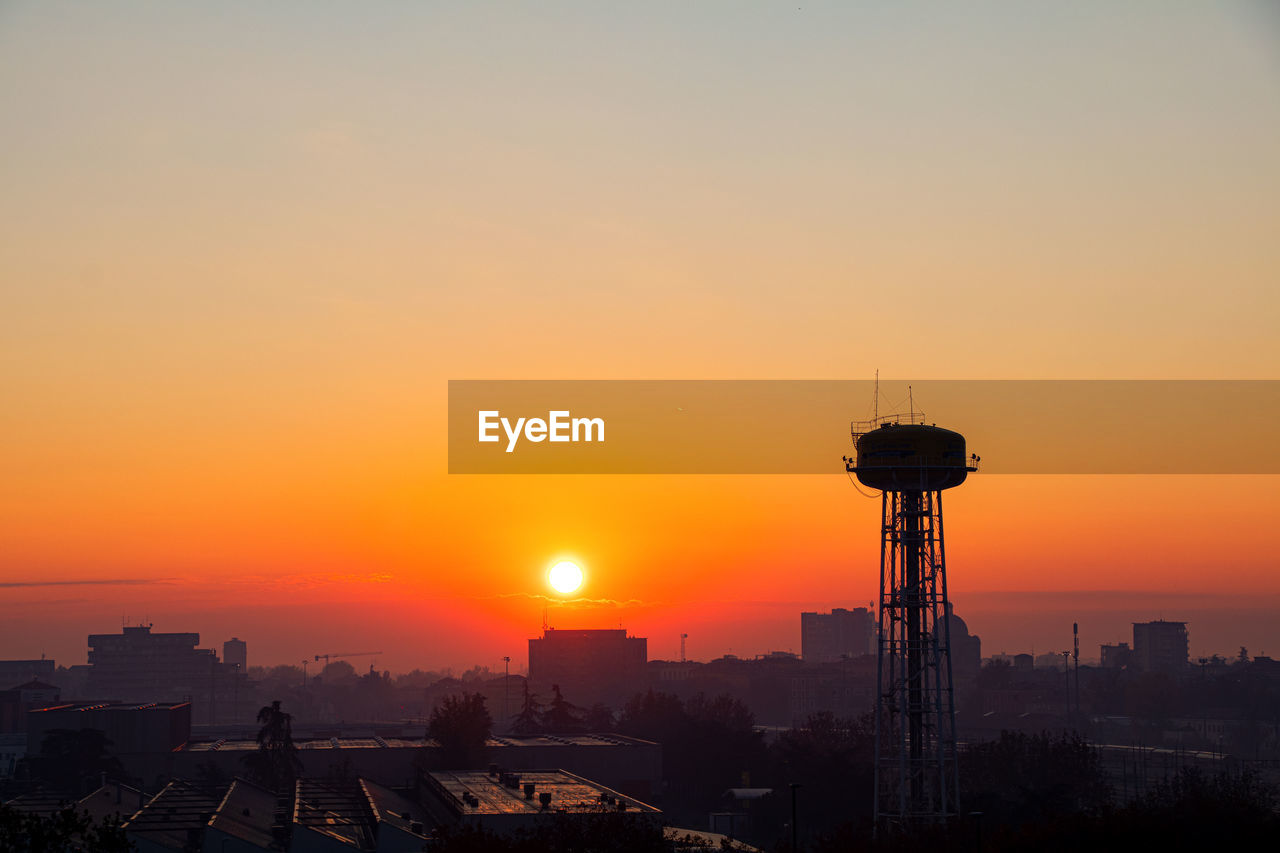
<box><xmin>845</xmin><ymin>413</ymin><xmax>977</xmax><ymax>831</ymax></box>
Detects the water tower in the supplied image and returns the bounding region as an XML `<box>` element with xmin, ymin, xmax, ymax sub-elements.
<box><xmin>843</xmin><ymin>406</ymin><xmax>978</xmax><ymax>830</ymax></box>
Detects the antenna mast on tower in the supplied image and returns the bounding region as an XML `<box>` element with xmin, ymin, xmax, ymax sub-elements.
<box><xmin>874</xmin><ymin>369</ymin><xmax>880</xmax><ymax>422</ymax></box>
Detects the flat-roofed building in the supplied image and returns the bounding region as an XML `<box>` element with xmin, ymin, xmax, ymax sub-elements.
<box><xmin>27</xmin><ymin>701</ymin><xmax>191</xmax><ymax>788</ymax></box>
<box><xmin>27</xmin><ymin>701</ymin><xmax>191</xmax><ymax>756</ymax></box>
<box><xmin>1133</xmin><ymin>621</ymin><xmax>1189</xmax><ymax>673</ymax></box>
<box><xmin>1101</xmin><ymin>642</ymin><xmax>1131</xmax><ymax>669</ymax></box>
<box><xmin>87</xmin><ymin>625</ymin><xmax>232</xmax><ymax>724</ymax></box>
<box><xmin>800</xmin><ymin>608</ymin><xmax>875</xmax><ymax>663</ymax></box>
<box><xmin>174</xmin><ymin>733</ymin><xmax>661</xmax><ymax>802</ymax></box>
<box><xmin>2</xmin><ymin>679</ymin><xmax>62</xmax><ymax>734</ymax></box>
<box><xmin>423</xmin><ymin>768</ymin><xmax>660</xmax><ymax>835</ymax></box>
<box><xmin>527</xmin><ymin>628</ymin><xmax>647</xmax><ymax>707</ymax></box>
<box><xmin>222</xmin><ymin>638</ymin><xmax>248</xmax><ymax>672</ymax></box>
<box><xmin>0</xmin><ymin>659</ymin><xmax>55</xmax><ymax>687</ymax></box>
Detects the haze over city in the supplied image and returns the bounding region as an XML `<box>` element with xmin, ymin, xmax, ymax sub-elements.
<box><xmin>2</xmin><ymin>1</ymin><xmax>1278</xmax><ymax>684</ymax></box>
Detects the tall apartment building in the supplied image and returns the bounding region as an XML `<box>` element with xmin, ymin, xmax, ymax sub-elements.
<box><xmin>1132</xmin><ymin>620</ymin><xmax>1189</xmax><ymax>673</ymax></box>
<box><xmin>222</xmin><ymin>638</ymin><xmax>247</xmax><ymax>671</ymax></box>
<box><xmin>527</xmin><ymin>628</ymin><xmax>647</xmax><ymax>707</ymax></box>
<box><xmin>86</xmin><ymin>625</ymin><xmax>227</xmax><ymax>723</ymax></box>
<box><xmin>800</xmin><ymin>608</ymin><xmax>875</xmax><ymax>663</ymax></box>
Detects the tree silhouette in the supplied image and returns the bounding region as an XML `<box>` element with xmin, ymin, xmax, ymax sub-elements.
<box><xmin>242</xmin><ymin>699</ymin><xmax>302</xmax><ymax>792</ymax></box>
<box><xmin>512</xmin><ymin>682</ymin><xmax>544</xmax><ymax>735</ymax></box>
<box><xmin>618</xmin><ymin>690</ymin><xmax>765</xmax><ymax>821</ymax></box>
<box><xmin>542</xmin><ymin>684</ymin><xmax>584</xmax><ymax>733</ymax></box>
<box><xmin>583</xmin><ymin>702</ymin><xmax>615</xmax><ymax>732</ymax></box>
<box><xmin>960</xmin><ymin>730</ymin><xmax>1111</xmax><ymax>828</ymax></box>
<box><xmin>0</xmin><ymin>804</ymin><xmax>132</xmax><ymax>853</ymax></box>
<box><xmin>428</xmin><ymin>692</ymin><xmax>492</xmax><ymax>769</ymax></box>
<box><xmin>26</xmin><ymin>728</ymin><xmax>126</xmax><ymax>795</ymax></box>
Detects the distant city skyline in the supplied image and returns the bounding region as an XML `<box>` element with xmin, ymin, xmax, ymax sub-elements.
<box><xmin>2</xmin><ymin>589</ymin><xmax>1273</xmax><ymax>675</ymax></box>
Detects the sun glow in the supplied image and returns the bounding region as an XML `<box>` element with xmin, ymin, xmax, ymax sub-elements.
<box><xmin>548</xmin><ymin>560</ymin><xmax>584</xmax><ymax>595</ymax></box>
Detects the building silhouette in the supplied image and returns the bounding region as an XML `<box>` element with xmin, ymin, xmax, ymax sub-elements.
<box><xmin>0</xmin><ymin>679</ymin><xmax>62</xmax><ymax>736</ymax></box>
<box><xmin>800</xmin><ymin>607</ymin><xmax>875</xmax><ymax>663</ymax></box>
<box><xmin>222</xmin><ymin>637</ymin><xmax>247</xmax><ymax>671</ymax></box>
<box><xmin>0</xmin><ymin>660</ymin><xmax>55</xmax><ymax>687</ymax></box>
<box><xmin>945</xmin><ymin>603</ymin><xmax>982</xmax><ymax>683</ymax></box>
<box><xmin>1100</xmin><ymin>642</ymin><xmax>1131</xmax><ymax>669</ymax></box>
<box><xmin>1132</xmin><ymin>620</ymin><xmax>1189</xmax><ymax>673</ymax></box>
<box><xmin>86</xmin><ymin>625</ymin><xmax>229</xmax><ymax>724</ymax></box>
<box><xmin>527</xmin><ymin>628</ymin><xmax>646</xmax><ymax>707</ymax></box>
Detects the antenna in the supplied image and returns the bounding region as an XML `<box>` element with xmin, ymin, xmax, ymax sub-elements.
<box><xmin>908</xmin><ymin>385</ymin><xmax>914</xmax><ymax>419</ymax></box>
<box><xmin>873</xmin><ymin>369</ymin><xmax>879</xmax><ymax>421</ymax></box>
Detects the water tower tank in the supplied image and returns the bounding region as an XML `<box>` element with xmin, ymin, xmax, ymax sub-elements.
<box><xmin>852</xmin><ymin>422</ymin><xmax>971</xmax><ymax>491</ymax></box>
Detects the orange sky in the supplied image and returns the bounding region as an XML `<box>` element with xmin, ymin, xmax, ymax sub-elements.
<box><xmin>1</xmin><ymin>3</ymin><xmax>1278</xmax><ymax>671</ymax></box>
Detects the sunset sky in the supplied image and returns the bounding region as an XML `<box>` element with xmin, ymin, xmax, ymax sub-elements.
<box><xmin>2</xmin><ymin>2</ymin><xmax>1278</xmax><ymax>672</ymax></box>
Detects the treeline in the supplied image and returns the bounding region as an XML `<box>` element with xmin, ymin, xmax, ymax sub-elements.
<box><xmin>434</xmin><ymin>686</ymin><xmax>1280</xmax><ymax>851</ymax></box>
<box><xmin>0</xmin><ymin>805</ymin><xmax>131</xmax><ymax>853</ymax></box>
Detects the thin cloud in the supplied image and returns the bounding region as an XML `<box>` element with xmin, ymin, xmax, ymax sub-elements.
<box><xmin>195</xmin><ymin>572</ymin><xmax>396</xmax><ymax>592</ymax></box>
<box><xmin>485</xmin><ymin>592</ymin><xmax>659</xmax><ymax>609</ymax></box>
<box><xmin>0</xmin><ymin>578</ymin><xmax>174</xmax><ymax>589</ymax></box>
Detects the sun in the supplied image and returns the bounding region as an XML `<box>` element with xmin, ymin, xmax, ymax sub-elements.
<box><xmin>548</xmin><ymin>560</ymin><xmax>584</xmax><ymax>595</ymax></box>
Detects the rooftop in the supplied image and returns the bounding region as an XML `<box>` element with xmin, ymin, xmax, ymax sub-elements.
<box><xmin>1</xmin><ymin>790</ymin><xmax>81</xmax><ymax>817</ymax></box>
<box><xmin>428</xmin><ymin>769</ymin><xmax>659</xmax><ymax>818</ymax></box>
<box><xmin>11</xmin><ymin>679</ymin><xmax>59</xmax><ymax>691</ymax></box>
<box><xmin>78</xmin><ymin>781</ymin><xmax>150</xmax><ymax>822</ymax></box>
<box><xmin>361</xmin><ymin>778</ymin><xmax>431</xmax><ymax>839</ymax></box>
<box><xmin>123</xmin><ymin>780</ymin><xmax>221</xmax><ymax>850</ymax></box>
<box><xmin>183</xmin><ymin>733</ymin><xmax>654</xmax><ymax>752</ymax></box>
<box><xmin>29</xmin><ymin>701</ymin><xmax>190</xmax><ymax>715</ymax></box>
<box><xmin>207</xmin><ymin>778</ymin><xmax>281</xmax><ymax>849</ymax></box>
<box><xmin>293</xmin><ymin>778</ymin><xmax>375</xmax><ymax>850</ymax></box>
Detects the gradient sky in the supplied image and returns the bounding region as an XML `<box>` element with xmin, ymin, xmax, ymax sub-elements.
<box><xmin>2</xmin><ymin>2</ymin><xmax>1278</xmax><ymax>673</ymax></box>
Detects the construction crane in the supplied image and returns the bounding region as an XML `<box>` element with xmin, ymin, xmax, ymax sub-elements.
<box><xmin>314</xmin><ymin>651</ymin><xmax>382</xmax><ymax>668</ymax></box>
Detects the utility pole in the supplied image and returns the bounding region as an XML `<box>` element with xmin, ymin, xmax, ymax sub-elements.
<box><xmin>1073</xmin><ymin>623</ymin><xmax>1081</xmax><ymax>723</ymax></box>
<box><xmin>503</xmin><ymin>656</ymin><xmax>511</xmax><ymax>731</ymax></box>
<box><xmin>1063</xmin><ymin>651</ymin><xmax>1071</xmax><ymax>720</ymax></box>
<box><xmin>209</xmin><ymin>653</ymin><xmax>217</xmax><ymax>727</ymax></box>
<box><xmin>790</xmin><ymin>783</ymin><xmax>801</xmax><ymax>851</ymax></box>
